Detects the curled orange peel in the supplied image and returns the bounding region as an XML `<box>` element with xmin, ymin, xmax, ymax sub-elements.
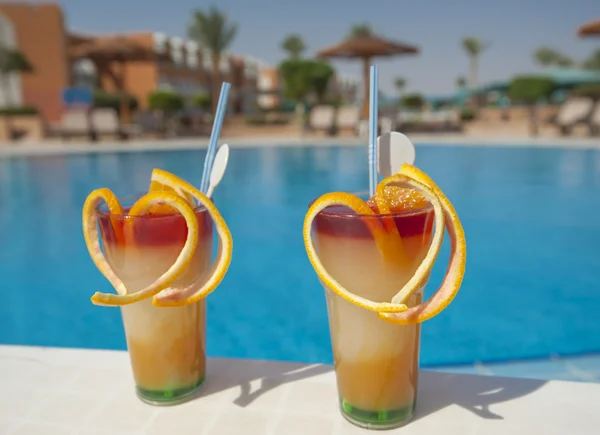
<box><xmin>83</xmin><ymin>190</ymin><xmax>199</xmax><ymax>306</ymax></box>
<box><xmin>303</xmin><ymin>163</ymin><xmax>466</xmax><ymax>323</ymax></box>
<box><xmin>377</xmin><ymin>173</ymin><xmax>445</xmax><ymax>306</ymax></box>
<box><xmin>146</xmin><ymin>170</ymin><xmax>233</xmax><ymax>307</ymax></box>
<box><xmin>82</xmin><ymin>188</ymin><xmax>125</xmax><ymax>245</ymax></box>
<box><xmin>303</xmin><ymin>192</ymin><xmax>409</xmax><ymax>313</ymax></box>
<box><xmin>378</xmin><ymin>164</ymin><xmax>466</xmax><ymax>324</ymax></box>
<box><xmin>147</xmin><ymin>168</ymin><xmax>196</xmax><ymax>213</ymax></box>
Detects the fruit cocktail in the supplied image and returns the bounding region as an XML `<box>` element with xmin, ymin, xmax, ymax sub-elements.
<box><xmin>304</xmin><ymin>164</ymin><xmax>466</xmax><ymax>429</ymax></box>
<box><xmin>82</xmin><ymin>169</ymin><xmax>232</xmax><ymax>405</ymax></box>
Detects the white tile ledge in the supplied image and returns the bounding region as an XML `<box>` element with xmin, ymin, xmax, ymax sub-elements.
<box><xmin>1</xmin><ymin>345</ymin><xmax>599</xmax><ymax>435</ymax></box>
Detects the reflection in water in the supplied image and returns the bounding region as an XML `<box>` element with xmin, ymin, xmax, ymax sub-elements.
<box><xmin>337</xmin><ymin>146</ymin><xmax>361</xmax><ymax>175</ymax></box>
<box><xmin>259</xmin><ymin>147</ymin><xmax>282</xmax><ymax>203</ymax></box>
<box><xmin>558</xmin><ymin>149</ymin><xmax>585</xmax><ymax>188</ymax></box>
<box><xmin>593</xmin><ymin>150</ymin><xmax>600</xmax><ymax>187</ymax></box>
<box><xmin>312</xmin><ymin>147</ymin><xmax>332</xmax><ymax>172</ymax></box>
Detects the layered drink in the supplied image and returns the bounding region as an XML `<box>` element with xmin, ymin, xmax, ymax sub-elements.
<box><xmin>311</xmin><ymin>190</ymin><xmax>434</xmax><ymax>428</ymax></box>
<box><xmin>82</xmin><ymin>168</ymin><xmax>233</xmax><ymax>406</ymax></box>
<box><xmin>97</xmin><ymin>205</ymin><xmax>213</xmax><ymax>404</ymax></box>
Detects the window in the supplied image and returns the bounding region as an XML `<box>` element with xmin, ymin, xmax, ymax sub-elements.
<box><xmin>170</xmin><ymin>38</ymin><xmax>184</xmax><ymax>67</ymax></box>
<box><xmin>185</xmin><ymin>41</ymin><xmax>199</xmax><ymax>69</ymax></box>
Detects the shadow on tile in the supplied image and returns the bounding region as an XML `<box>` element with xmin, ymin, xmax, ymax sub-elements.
<box><xmin>194</xmin><ymin>359</ymin><xmax>334</xmax><ymax>408</ymax></box>
<box><xmin>415</xmin><ymin>371</ymin><xmax>547</xmax><ymax>421</ymax></box>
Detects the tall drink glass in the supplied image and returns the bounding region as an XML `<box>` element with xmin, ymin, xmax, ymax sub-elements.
<box><xmin>96</xmin><ymin>196</ymin><xmax>213</xmax><ymax>405</ymax></box>
<box><xmin>310</xmin><ymin>194</ymin><xmax>434</xmax><ymax>429</ymax></box>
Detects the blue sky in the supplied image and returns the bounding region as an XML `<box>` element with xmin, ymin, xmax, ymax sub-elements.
<box><xmin>60</xmin><ymin>0</ymin><xmax>599</xmax><ymax>95</ymax></box>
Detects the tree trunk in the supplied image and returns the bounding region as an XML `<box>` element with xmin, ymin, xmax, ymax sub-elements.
<box><xmin>295</xmin><ymin>101</ymin><xmax>306</xmax><ymax>136</ymax></box>
<box><xmin>528</xmin><ymin>104</ymin><xmax>538</xmax><ymax>137</ymax></box>
<box><xmin>211</xmin><ymin>52</ymin><xmax>221</xmax><ymax>114</ymax></box>
<box><xmin>118</xmin><ymin>61</ymin><xmax>130</xmax><ymax>125</ymax></box>
<box><xmin>360</xmin><ymin>56</ymin><xmax>371</xmax><ymax>120</ymax></box>
<box><xmin>469</xmin><ymin>55</ymin><xmax>478</xmax><ymax>89</ymax></box>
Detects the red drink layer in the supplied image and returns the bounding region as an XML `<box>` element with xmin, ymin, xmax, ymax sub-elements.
<box><xmin>97</xmin><ymin>207</ymin><xmax>213</xmax><ymax>246</ymax></box>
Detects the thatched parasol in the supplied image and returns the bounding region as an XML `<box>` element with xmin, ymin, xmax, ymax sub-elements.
<box><xmin>68</xmin><ymin>36</ymin><xmax>169</xmax><ymax>123</ymax></box>
<box><xmin>317</xmin><ymin>34</ymin><xmax>418</xmax><ymax>118</ymax></box>
<box><xmin>578</xmin><ymin>19</ymin><xmax>600</xmax><ymax>37</ymax></box>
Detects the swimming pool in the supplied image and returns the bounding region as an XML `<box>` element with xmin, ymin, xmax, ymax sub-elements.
<box><xmin>1</xmin><ymin>145</ymin><xmax>599</xmax><ymax>366</ymax></box>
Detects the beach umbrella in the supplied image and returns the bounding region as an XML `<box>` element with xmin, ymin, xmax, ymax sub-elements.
<box><xmin>317</xmin><ymin>33</ymin><xmax>418</xmax><ymax>119</ymax></box>
<box><xmin>68</xmin><ymin>36</ymin><xmax>170</xmax><ymax>123</ymax></box>
<box><xmin>578</xmin><ymin>19</ymin><xmax>600</xmax><ymax>37</ymax></box>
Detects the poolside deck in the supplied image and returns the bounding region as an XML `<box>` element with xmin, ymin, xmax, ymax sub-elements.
<box><xmin>1</xmin><ymin>345</ymin><xmax>599</xmax><ymax>434</ymax></box>
<box><xmin>2</xmin><ymin>134</ymin><xmax>600</xmax><ymax>159</ymax></box>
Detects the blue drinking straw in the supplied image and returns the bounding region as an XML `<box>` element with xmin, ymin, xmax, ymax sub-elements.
<box><xmin>368</xmin><ymin>65</ymin><xmax>378</xmax><ymax>197</ymax></box>
<box><xmin>200</xmin><ymin>82</ymin><xmax>231</xmax><ymax>194</ymax></box>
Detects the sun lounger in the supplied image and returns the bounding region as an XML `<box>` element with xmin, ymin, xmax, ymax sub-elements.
<box><xmin>335</xmin><ymin>105</ymin><xmax>360</xmax><ymax>135</ymax></box>
<box><xmin>555</xmin><ymin>97</ymin><xmax>594</xmax><ymax>135</ymax></box>
<box><xmin>439</xmin><ymin>109</ymin><xmax>462</xmax><ymax>132</ymax></box>
<box><xmin>309</xmin><ymin>105</ymin><xmax>335</xmax><ymax>134</ymax></box>
<box><xmin>90</xmin><ymin>108</ymin><xmax>137</xmax><ymax>140</ymax></box>
<box><xmin>133</xmin><ymin>111</ymin><xmax>164</xmax><ymax>137</ymax></box>
<box><xmin>51</xmin><ymin>109</ymin><xmax>92</xmax><ymax>140</ymax></box>
<box><xmin>589</xmin><ymin>102</ymin><xmax>600</xmax><ymax>136</ymax></box>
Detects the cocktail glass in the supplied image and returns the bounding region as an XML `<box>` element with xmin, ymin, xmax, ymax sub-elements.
<box><xmin>96</xmin><ymin>196</ymin><xmax>214</xmax><ymax>405</ymax></box>
<box><xmin>310</xmin><ymin>193</ymin><xmax>434</xmax><ymax>429</ymax></box>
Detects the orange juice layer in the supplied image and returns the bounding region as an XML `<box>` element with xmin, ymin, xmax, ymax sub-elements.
<box><xmin>99</xmin><ymin>211</ymin><xmax>213</xmax><ymax>391</ymax></box>
<box><xmin>314</xmin><ymin>200</ymin><xmax>433</xmax><ymax>411</ymax></box>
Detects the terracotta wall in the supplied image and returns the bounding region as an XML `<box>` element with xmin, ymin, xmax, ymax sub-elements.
<box><xmin>0</xmin><ymin>3</ymin><xmax>69</xmax><ymax>123</ymax></box>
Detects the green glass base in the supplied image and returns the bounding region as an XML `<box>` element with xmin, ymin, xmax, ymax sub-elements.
<box><xmin>136</xmin><ymin>377</ymin><xmax>205</xmax><ymax>406</ymax></box>
<box><xmin>340</xmin><ymin>398</ymin><xmax>415</xmax><ymax>430</ymax></box>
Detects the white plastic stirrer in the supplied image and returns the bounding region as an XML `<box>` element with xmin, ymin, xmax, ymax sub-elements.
<box><xmin>376</xmin><ymin>132</ymin><xmax>416</xmax><ymax>177</ymax></box>
<box><xmin>205</xmin><ymin>144</ymin><xmax>230</xmax><ymax>199</ymax></box>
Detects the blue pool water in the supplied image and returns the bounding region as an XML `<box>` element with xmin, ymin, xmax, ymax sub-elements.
<box><xmin>1</xmin><ymin>145</ymin><xmax>600</xmax><ymax>366</ymax></box>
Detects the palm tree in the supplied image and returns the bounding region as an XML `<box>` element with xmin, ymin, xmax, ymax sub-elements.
<box><xmin>0</xmin><ymin>45</ymin><xmax>33</xmax><ymax>141</ymax></box>
<box><xmin>456</xmin><ymin>76</ymin><xmax>467</xmax><ymax>88</ymax></box>
<box><xmin>394</xmin><ymin>77</ymin><xmax>406</xmax><ymax>93</ymax></box>
<box><xmin>461</xmin><ymin>37</ymin><xmax>489</xmax><ymax>88</ymax></box>
<box><xmin>394</xmin><ymin>77</ymin><xmax>406</xmax><ymax>104</ymax></box>
<box><xmin>281</xmin><ymin>34</ymin><xmax>306</xmax><ymax>59</ymax></box>
<box><xmin>583</xmin><ymin>49</ymin><xmax>600</xmax><ymax>71</ymax></box>
<box><xmin>0</xmin><ymin>45</ymin><xmax>33</xmax><ymax>107</ymax></box>
<box><xmin>533</xmin><ymin>47</ymin><xmax>574</xmax><ymax>68</ymax></box>
<box><xmin>188</xmin><ymin>6</ymin><xmax>238</xmax><ymax>113</ymax></box>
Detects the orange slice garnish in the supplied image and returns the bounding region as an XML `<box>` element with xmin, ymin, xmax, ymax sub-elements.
<box><xmin>145</xmin><ymin>169</ymin><xmax>233</xmax><ymax>307</ymax></box>
<box><xmin>84</xmin><ymin>190</ymin><xmax>199</xmax><ymax>306</ymax></box>
<box><xmin>378</xmin><ymin>164</ymin><xmax>466</xmax><ymax>324</ymax></box>
<box><xmin>147</xmin><ymin>168</ymin><xmax>196</xmax><ymax>214</ymax></box>
<box><xmin>304</xmin><ymin>192</ymin><xmax>409</xmax><ymax>313</ymax></box>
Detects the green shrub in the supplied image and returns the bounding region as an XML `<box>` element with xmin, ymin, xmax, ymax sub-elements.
<box><xmin>148</xmin><ymin>90</ymin><xmax>185</xmax><ymax>113</ymax></box>
<box><xmin>460</xmin><ymin>108</ymin><xmax>476</xmax><ymax>121</ymax></box>
<box><xmin>93</xmin><ymin>90</ymin><xmax>138</xmax><ymax>113</ymax></box>
<box><xmin>508</xmin><ymin>76</ymin><xmax>555</xmax><ymax>104</ymax></box>
<box><xmin>192</xmin><ymin>92</ymin><xmax>211</xmax><ymax>110</ymax></box>
<box><xmin>400</xmin><ymin>93</ymin><xmax>425</xmax><ymax>110</ymax></box>
<box><xmin>0</xmin><ymin>106</ymin><xmax>38</xmax><ymax>116</ymax></box>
